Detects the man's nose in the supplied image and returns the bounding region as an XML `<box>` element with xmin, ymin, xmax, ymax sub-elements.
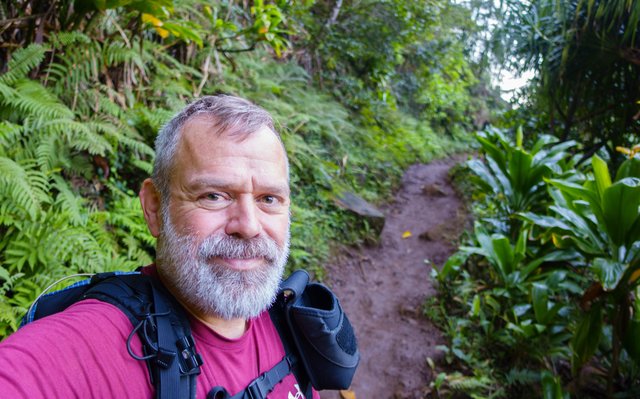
<box><xmin>225</xmin><ymin>196</ymin><xmax>261</xmax><ymax>239</ymax></box>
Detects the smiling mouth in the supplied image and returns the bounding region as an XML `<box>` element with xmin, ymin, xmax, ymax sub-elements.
<box><xmin>212</xmin><ymin>256</ymin><xmax>266</xmax><ymax>271</ymax></box>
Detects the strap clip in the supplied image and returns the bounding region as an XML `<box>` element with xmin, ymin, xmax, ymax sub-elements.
<box><xmin>246</xmin><ymin>376</ymin><xmax>268</xmax><ymax>399</ymax></box>
<box><xmin>177</xmin><ymin>335</ymin><xmax>203</xmax><ymax>375</ymax></box>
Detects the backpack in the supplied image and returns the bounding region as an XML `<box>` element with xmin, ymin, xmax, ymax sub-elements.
<box><xmin>21</xmin><ymin>269</ymin><xmax>359</xmax><ymax>399</ymax></box>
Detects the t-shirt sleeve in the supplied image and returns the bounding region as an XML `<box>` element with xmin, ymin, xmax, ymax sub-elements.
<box><xmin>0</xmin><ymin>299</ymin><xmax>152</xmax><ymax>399</ymax></box>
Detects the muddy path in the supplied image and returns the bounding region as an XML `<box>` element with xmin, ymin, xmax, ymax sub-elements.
<box><xmin>320</xmin><ymin>156</ymin><xmax>469</xmax><ymax>399</ymax></box>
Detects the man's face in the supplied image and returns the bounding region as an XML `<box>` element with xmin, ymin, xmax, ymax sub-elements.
<box><xmin>153</xmin><ymin>116</ymin><xmax>291</xmax><ymax>320</ymax></box>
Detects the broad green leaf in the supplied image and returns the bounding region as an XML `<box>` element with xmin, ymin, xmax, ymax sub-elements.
<box><xmin>492</xmin><ymin>235</ymin><xmax>515</xmax><ymax>277</ymax></box>
<box><xmin>547</xmin><ymin>179</ymin><xmax>602</xmax><ymax>219</ymax></box>
<box><xmin>602</xmin><ymin>177</ymin><xmax>640</xmax><ymax>247</ymax></box>
<box><xmin>471</xmin><ymin>294</ymin><xmax>481</xmax><ymax>317</ymax></box>
<box><xmin>487</xmin><ymin>157</ymin><xmax>513</xmax><ymax>199</ymax></box>
<box><xmin>532</xmin><ymin>282</ymin><xmax>549</xmax><ymax>324</ymax></box>
<box><xmin>616</xmin><ymin>157</ymin><xmax>640</xmax><ymax>181</ymax></box>
<box><xmin>509</xmin><ymin>149</ymin><xmax>533</xmax><ymax>196</ymax></box>
<box><xmin>476</xmin><ymin>132</ymin><xmax>507</xmax><ymax>171</ymax></box>
<box><xmin>531</xmin><ymin>134</ymin><xmax>560</xmax><ymax>154</ymax></box>
<box><xmin>571</xmin><ymin>305</ymin><xmax>603</xmax><ymax>372</ymax></box>
<box><xmin>436</xmin><ymin>251</ymin><xmax>467</xmax><ymax>281</ymax></box>
<box><xmin>514</xmin><ymin>227</ymin><xmax>528</xmax><ymax>262</ymax></box>
<box><xmin>550</xmin><ymin>205</ymin><xmax>605</xmax><ymax>253</ymax></box>
<box><xmin>623</xmin><ymin>318</ymin><xmax>640</xmax><ymax>364</ymax></box>
<box><xmin>472</xmin><ymin>222</ymin><xmax>493</xmax><ymax>258</ymax></box>
<box><xmin>467</xmin><ymin>159</ymin><xmax>498</xmax><ymax>193</ymax></box>
<box><xmin>541</xmin><ymin>371</ymin><xmax>565</xmax><ymax>399</ymax></box>
<box><xmin>516</xmin><ymin>125</ymin><xmax>523</xmax><ymax>149</ymax></box>
<box><xmin>592</xmin><ymin>258</ymin><xmax>625</xmax><ymax>291</ymax></box>
<box><xmin>521</xmin><ymin>250</ymin><xmax>579</xmax><ymax>280</ymax></box>
<box><xmin>519</xmin><ymin>212</ymin><xmax>572</xmax><ymax>231</ymax></box>
<box><xmin>592</xmin><ymin>155</ymin><xmax>612</xmax><ymax>200</ymax></box>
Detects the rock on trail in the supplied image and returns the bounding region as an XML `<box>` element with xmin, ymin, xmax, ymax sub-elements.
<box><xmin>320</xmin><ymin>157</ymin><xmax>469</xmax><ymax>399</ymax></box>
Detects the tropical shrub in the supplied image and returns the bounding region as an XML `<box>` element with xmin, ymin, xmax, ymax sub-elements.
<box><xmin>522</xmin><ymin>154</ymin><xmax>640</xmax><ymax>395</ymax></box>
<box><xmin>431</xmin><ymin>127</ymin><xmax>640</xmax><ymax>397</ymax></box>
<box><xmin>467</xmin><ymin>126</ymin><xmax>576</xmax><ymax>235</ymax></box>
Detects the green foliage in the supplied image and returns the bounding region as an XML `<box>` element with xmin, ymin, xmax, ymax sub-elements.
<box><xmin>0</xmin><ymin>0</ymin><xmax>487</xmax><ymax>339</ymax></box>
<box><xmin>485</xmin><ymin>0</ymin><xmax>640</xmax><ymax>155</ymax></box>
<box><xmin>433</xmin><ymin>128</ymin><xmax>640</xmax><ymax>397</ymax></box>
<box><xmin>467</xmin><ymin>126</ymin><xmax>576</xmax><ymax>227</ymax></box>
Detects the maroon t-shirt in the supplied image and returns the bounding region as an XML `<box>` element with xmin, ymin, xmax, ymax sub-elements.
<box><xmin>0</xmin><ymin>290</ymin><xmax>319</xmax><ymax>398</ymax></box>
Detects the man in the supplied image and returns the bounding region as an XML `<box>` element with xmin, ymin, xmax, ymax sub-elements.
<box><xmin>0</xmin><ymin>95</ymin><xmax>320</xmax><ymax>398</ymax></box>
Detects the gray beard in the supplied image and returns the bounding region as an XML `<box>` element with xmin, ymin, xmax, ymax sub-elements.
<box><xmin>155</xmin><ymin>212</ymin><xmax>289</xmax><ymax>320</ymax></box>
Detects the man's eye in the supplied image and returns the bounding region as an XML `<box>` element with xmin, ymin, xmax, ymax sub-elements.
<box><xmin>261</xmin><ymin>195</ymin><xmax>277</xmax><ymax>205</ymax></box>
<box><xmin>205</xmin><ymin>193</ymin><xmax>222</xmax><ymax>201</ymax></box>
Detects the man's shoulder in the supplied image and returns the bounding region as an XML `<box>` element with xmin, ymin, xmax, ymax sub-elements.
<box><xmin>5</xmin><ymin>298</ymin><xmax>133</xmax><ymax>346</ymax></box>
<box><xmin>0</xmin><ymin>299</ymin><xmax>152</xmax><ymax>399</ymax></box>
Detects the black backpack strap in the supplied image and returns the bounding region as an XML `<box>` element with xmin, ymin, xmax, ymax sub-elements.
<box><xmin>82</xmin><ymin>273</ymin><xmax>202</xmax><ymax>399</ymax></box>
<box><xmin>206</xmin><ymin>355</ymin><xmax>295</xmax><ymax>399</ymax></box>
<box><xmin>149</xmin><ymin>277</ymin><xmax>201</xmax><ymax>399</ymax></box>
<box><xmin>269</xmin><ymin>300</ymin><xmax>313</xmax><ymax>399</ymax></box>
<box><xmin>268</xmin><ymin>270</ymin><xmax>313</xmax><ymax>398</ymax></box>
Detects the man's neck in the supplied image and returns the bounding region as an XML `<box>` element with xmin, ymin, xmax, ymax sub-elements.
<box><xmin>190</xmin><ymin>312</ymin><xmax>247</xmax><ymax>339</ymax></box>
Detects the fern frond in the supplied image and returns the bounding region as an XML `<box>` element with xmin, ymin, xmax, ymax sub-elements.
<box><xmin>52</xmin><ymin>175</ymin><xmax>87</xmax><ymax>226</ymax></box>
<box><xmin>95</xmin><ymin>91</ymin><xmax>126</xmax><ymax>118</ymax></box>
<box><xmin>0</xmin><ymin>157</ymin><xmax>48</xmax><ymax>219</ymax></box>
<box><xmin>135</xmin><ymin>106</ymin><xmax>174</xmax><ymax>132</ymax></box>
<box><xmin>53</xmin><ymin>228</ymin><xmax>104</xmax><ymax>271</ymax></box>
<box><xmin>46</xmin><ymin>41</ymin><xmax>102</xmax><ymax>94</ymax></box>
<box><xmin>0</xmin><ymin>44</ymin><xmax>47</xmax><ymax>86</ymax></box>
<box><xmin>114</xmin><ymin>132</ymin><xmax>155</xmax><ymax>157</ymax></box>
<box><xmin>35</xmin><ymin>133</ymin><xmax>70</xmax><ymax>172</ymax></box>
<box><xmin>41</xmin><ymin>119</ymin><xmax>112</xmax><ymax>156</ymax></box>
<box><xmin>0</xmin><ymin>202</ymin><xmax>22</xmax><ymax>227</ymax></box>
<box><xmin>0</xmin><ymin>121</ymin><xmax>23</xmax><ymax>154</ymax></box>
<box><xmin>98</xmin><ymin>195</ymin><xmax>155</xmax><ymax>247</ymax></box>
<box><xmin>504</xmin><ymin>368</ymin><xmax>541</xmax><ymax>386</ymax></box>
<box><xmin>3</xmin><ymin>80</ymin><xmax>74</xmax><ymax>119</ymax></box>
<box><xmin>0</xmin><ymin>300</ymin><xmax>23</xmax><ymax>335</ymax></box>
<box><xmin>86</xmin><ymin>216</ymin><xmax>118</xmax><ymax>251</ymax></box>
<box><xmin>69</xmin><ymin>127</ymin><xmax>113</xmax><ymax>156</ymax></box>
<box><xmin>446</xmin><ymin>372</ymin><xmax>493</xmax><ymax>391</ymax></box>
<box><xmin>130</xmin><ymin>158</ymin><xmax>153</xmax><ymax>174</ymax></box>
<box><xmin>0</xmin><ymin>82</ymin><xmax>17</xmax><ymax>104</ymax></box>
<box><xmin>49</xmin><ymin>31</ymin><xmax>91</xmax><ymax>48</ymax></box>
<box><xmin>103</xmin><ymin>41</ymin><xmax>144</xmax><ymax>68</ymax></box>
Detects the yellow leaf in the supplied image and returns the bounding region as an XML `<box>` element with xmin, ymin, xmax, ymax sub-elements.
<box><xmin>616</xmin><ymin>146</ymin><xmax>631</xmax><ymax>156</ymax></box>
<box><xmin>402</xmin><ymin>231</ymin><xmax>412</xmax><ymax>239</ymax></box>
<box><xmin>154</xmin><ymin>27</ymin><xmax>169</xmax><ymax>38</ymax></box>
<box><xmin>551</xmin><ymin>233</ymin><xmax>570</xmax><ymax>249</ymax></box>
<box><xmin>258</xmin><ymin>26</ymin><xmax>269</xmax><ymax>34</ymax></box>
<box><xmin>203</xmin><ymin>5</ymin><xmax>213</xmax><ymax>18</ymax></box>
<box><xmin>142</xmin><ymin>13</ymin><xmax>163</xmax><ymax>27</ymax></box>
<box><xmin>630</xmin><ymin>269</ymin><xmax>640</xmax><ymax>284</ymax></box>
<box><xmin>339</xmin><ymin>390</ymin><xmax>356</xmax><ymax>399</ymax></box>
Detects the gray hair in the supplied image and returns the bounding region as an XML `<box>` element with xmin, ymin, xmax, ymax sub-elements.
<box><xmin>151</xmin><ymin>95</ymin><xmax>281</xmax><ymax>203</ymax></box>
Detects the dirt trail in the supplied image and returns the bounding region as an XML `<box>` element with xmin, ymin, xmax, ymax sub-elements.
<box><xmin>321</xmin><ymin>156</ymin><xmax>468</xmax><ymax>399</ymax></box>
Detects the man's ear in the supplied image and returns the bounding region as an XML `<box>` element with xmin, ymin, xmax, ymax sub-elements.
<box><xmin>139</xmin><ymin>178</ymin><xmax>162</xmax><ymax>238</ymax></box>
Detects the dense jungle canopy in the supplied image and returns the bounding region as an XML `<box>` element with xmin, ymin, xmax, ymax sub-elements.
<box><xmin>2</xmin><ymin>0</ymin><xmax>640</xmax><ymax>397</ymax></box>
